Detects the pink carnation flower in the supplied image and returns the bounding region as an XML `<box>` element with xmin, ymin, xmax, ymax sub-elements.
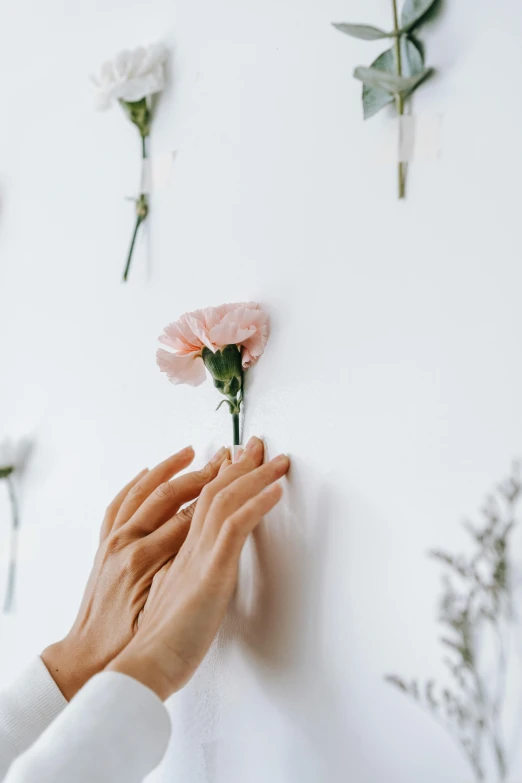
<box><xmin>157</xmin><ymin>302</ymin><xmax>269</xmax><ymax>387</ymax></box>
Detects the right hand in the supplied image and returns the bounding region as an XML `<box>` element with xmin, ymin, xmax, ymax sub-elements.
<box><xmin>107</xmin><ymin>436</ymin><xmax>289</xmax><ymax>700</ymax></box>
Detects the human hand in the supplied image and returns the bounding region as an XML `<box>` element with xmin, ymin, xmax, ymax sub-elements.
<box><xmin>107</xmin><ymin>436</ymin><xmax>289</xmax><ymax>701</ymax></box>
<box><xmin>41</xmin><ymin>445</ymin><xmax>229</xmax><ymax>700</ymax></box>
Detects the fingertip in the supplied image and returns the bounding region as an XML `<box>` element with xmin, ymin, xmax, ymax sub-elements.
<box><xmin>211</xmin><ymin>446</ymin><xmax>229</xmax><ymax>466</ymax></box>
<box><xmin>270</xmin><ymin>454</ymin><xmax>290</xmax><ymax>475</ymax></box>
<box><xmin>218</xmin><ymin>458</ymin><xmax>232</xmax><ymax>474</ymax></box>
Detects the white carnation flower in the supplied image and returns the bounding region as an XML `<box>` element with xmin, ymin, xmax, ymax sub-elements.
<box><xmin>91</xmin><ymin>42</ymin><xmax>167</xmax><ymax>111</ymax></box>
<box><xmin>0</xmin><ymin>437</ymin><xmax>31</xmax><ymax>474</ymax></box>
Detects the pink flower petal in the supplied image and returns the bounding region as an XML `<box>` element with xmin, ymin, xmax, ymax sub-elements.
<box><xmin>157</xmin><ymin>302</ymin><xmax>269</xmax><ymax>388</ymax></box>
<box><xmin>209</xmin><ymin>321</ymin><xmax>256</xmax><ymax>347</ymax></box>
<box><xmin>156</xmin><ymin>348</ymin><xmax>206</xmax><ymax>386</ymax></box>
<box><xmin>185</xmin><ymin>310</ymin><xmax>216</xmax><ymax>353</ymax></box>
<box><xmin>159</xmin><ymin>315</ymin><xmax>203</xmax><ymax>355</ymax></box>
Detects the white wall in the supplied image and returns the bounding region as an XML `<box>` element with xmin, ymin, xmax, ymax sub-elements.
<box><xmin>1</xmin><ymin>0</ymin><xmax>522</xmax><ymax>780</ymax></box>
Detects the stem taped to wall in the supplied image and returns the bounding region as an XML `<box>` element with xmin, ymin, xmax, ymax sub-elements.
<box><xmin>332</xmin><ymin>0</ymin><xmax>441</xmax><ymax>199</ymax></box>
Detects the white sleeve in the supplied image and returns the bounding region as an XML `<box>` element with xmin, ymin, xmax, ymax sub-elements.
<box><xmin>0</xmin><ymin>658</ymin><xmax>67</xmax><ymax>779</ymax></box>
<box><xmin>4</xmin><ymin>672</ymin><xmax>171</xmax><ymax>783</ymax></box>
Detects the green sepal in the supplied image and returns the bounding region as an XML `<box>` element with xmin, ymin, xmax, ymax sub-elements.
<box><xmin>216</xmin><ymin>398</ymin><xmax>234</xmax><ymax>414</ymax></box>
<box><xmin>0</xmin><ymin>466</ymin><xmax>14</xmax><ymax>479</ymax></box>
<box><xmin>202</xmin><ymin>345</ymin><xmax>243</xmax><ymax>396</ymax></box>
<box><xmin>203</xmin><ymin>344</ymin><xmax>244</xmax><ymax>419</ymax></box>
<box><xmin>119</xmin><ymin>97</ymin><xmax>151</xmax><ymax>138</ymax></box>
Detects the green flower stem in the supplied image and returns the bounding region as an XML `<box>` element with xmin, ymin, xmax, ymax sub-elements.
<box><xmin>232</xmin><ymin>412</ymin><xmax>240</xmax><ymax>446</ymax></box>
<box><xmin>392</xmin><ymin>0</ymin><xmax>406</xmax><ymax>199</ymax></box>
<box><xmin>3</xmin><ymin>475</ymin><xmax>19</xmax><ymax>614</ymax></box>
<box><xmin>122</xmin><ymin>135</ymin><xmax>149</xmax><ymax>282</ymax></box>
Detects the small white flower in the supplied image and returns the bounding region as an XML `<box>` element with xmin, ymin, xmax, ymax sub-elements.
<box><xmin>0</xmin><ymin>438</ymin><xmax>31</xmax><ymax>474</ymax></box>
<box><xmin>91</xmin><ymin>42</ymin><xmax>167</xmax><ymax>111</ymax></box>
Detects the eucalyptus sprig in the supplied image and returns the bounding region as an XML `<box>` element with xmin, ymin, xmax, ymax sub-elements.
<box><xmin>385</xmin><ymin>465</ymin><xmax>522</xmax><ymax>782</ymax></box>
<box><xmin>332</xmin><ymin>0</ymin><xmax>440</xmax><ymax>199</ymax></box>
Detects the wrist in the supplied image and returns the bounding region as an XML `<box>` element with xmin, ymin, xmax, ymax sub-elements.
<box><xmin>106</xmin><ymin>645</ymin><xmax>179</xmax><ymax>702</ymax></box>
<box><xmin>41</xmin><ymin>635</ymin><xmax>97</xmax><ymax>701</ymax></box>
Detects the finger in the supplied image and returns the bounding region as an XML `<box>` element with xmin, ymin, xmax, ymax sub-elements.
<box><xmin>204</xmin><ymin>455</ymin><xmax>289</xmax><ymax>542</ymax></box>
<box><xmin>190</xmin><ymin>437</ymin><xmax>264</xmax><ymax>535</ymax></box>
<box><xmin>214</xmin><ymin>482</ymin><xmax>284</xmax><ymax>564</ymax></box>
<box><xmin>218</xmin><ymin>458</ymin><xmax>231</xmax><ymax>475</ymax></box>
<box><xmin>100</xmin><ymin>468</ymin><xmax>149</xmax><ymax>541</ymax></box>
<box><xmin>144</xmin><ymin>500</ymin><xmax>197</xmax><ymax>559</ymax></box>
<box><xmin>113</xmin><ymin>446</ymin><xmax>195</xmax><ymax>530</ymax></box>
<box><xmin>126</xmin><ymin>447</ymin><xmax>229</xmax><ymax>536</ymax></box>
<box><xmin>233</xmin><ymin>447</ymin><xmax>244</xmax><ymax>463</ymax></box>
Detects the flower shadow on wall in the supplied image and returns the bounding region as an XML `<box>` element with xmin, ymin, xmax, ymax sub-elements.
<box><xmin>0</xmin><ymin>438</ymin><xmax>32</xmax><ymax>613</ymax></box>
<box><xmin>91</xmin><ymin>43</ymin><xmax>168</xmax><ymax>282</ymax></box>
<box><xmin>224</xmin><ymin>456</ymin><xmax>355</xmax><ymax>779</ymax></box>
<box><xmin>157</xmin><ymin>303</ymin><xmax>269</xmax><ymax>447</ymax></box>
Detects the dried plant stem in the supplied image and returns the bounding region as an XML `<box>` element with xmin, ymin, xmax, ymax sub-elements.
<box><xmin>392</xmin><ymin>0</ymin><xmax>406</xmax><ymax>199</ymax></box>
<box><xmin>123</xmin><ymin>136</ymin><xmax>149</xmax><ymax>282</ymax></box>
<box><xmin>3</xmin><ymin>475</ymin><xmax>19</xmax><ymax>614</ymax></box>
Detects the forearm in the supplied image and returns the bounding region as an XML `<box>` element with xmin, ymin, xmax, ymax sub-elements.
<box><xmin>4</xmin><ymin>673</ymin><xmax>170</xmax><ymax>783</ymax></box>
<box><xmin>0</xmin><ymin>659</ymin><xmax>67</xmax><ymax>780</ymax></box>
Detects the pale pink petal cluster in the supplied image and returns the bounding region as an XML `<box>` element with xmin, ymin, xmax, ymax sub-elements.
<box><xmin>157</xmin><ymin>302</ymin><xmax>269</xmax><ymax>386</ymax></box>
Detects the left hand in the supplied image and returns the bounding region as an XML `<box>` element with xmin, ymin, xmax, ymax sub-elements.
<box><xmin>41</xmin><ymin>445</ymin><xmax>229</xmax><ymax>700</ymax></box>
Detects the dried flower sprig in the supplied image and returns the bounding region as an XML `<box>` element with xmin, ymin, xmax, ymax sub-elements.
<box><xmin>0</xmin><ymin>438</ymin><xmax>31</xmax><ymax>614</ymax></box>
<box><xmin>332</xmin><ymin>0</ymin><xmax>440</xmax><ymax>199</ymax></box>
<box><xmin>385</xmin><ymin>465</ymin><xmax>522</xmax><ymax>782</ymax></box>
<box><xmin>157</xmin><ymin>303</ymin><xmax>269</xmax><ymax>446</ymax></box>
<box><xmin>91</xmin><ymin>43</ymin><xmax>167</xmax><ymax>281</ymax></box>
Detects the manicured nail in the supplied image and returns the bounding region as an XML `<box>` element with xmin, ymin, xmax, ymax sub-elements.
<box><xmin>219</xmin><ymin>458</ymin><xmax>231</xmax><ymax>474</ymax></box>
<box><xmin>211</xmin><ymin>446</ymin><xmax>229</xmax><ymax>465</ymax></box>
<box><xmin>245</xmin><ymin>436</ymin><xmax>262</xmax><ymax>452</ymax></box>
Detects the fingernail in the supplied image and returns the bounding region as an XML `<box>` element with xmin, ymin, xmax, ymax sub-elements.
<box><xmin>219</xmin><ymin>458</ymin><xmax>231</xmax><ymax>474</ymax></box>
<box><xmin>245</xmin><ymin>436</ymin><xmax>262</xmax><ymax>452</ymax></box>
<box><xmin>233</xmin><ymin>447</ymin><xmax>244</xmax><ymax>463</ymax></box>
<box><xmin>273</xmin><ymin>454</ymin><xmax>290</xmax><ymax>468</ymax></box>
<box><xmin>211</xmin><ymin>446</ymin><xmax>229</xmax><ymax>465</ymax></box>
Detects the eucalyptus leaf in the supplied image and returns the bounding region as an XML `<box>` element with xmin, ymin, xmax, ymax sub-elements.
<box><xmin>401</xmin><ymin>0</ymin><xmax>439</xmax><ymax>32</ymax></box>
<box><xmin>354</xmin><ymin>65</ymin><xmax>432</xmax><ymax>96</ymax></box>
<box><xmin>332</xmin><ymin>22</ymin><xmax>391</xmax><ymax>41</ymax></box>
<box><xmin>363</xmin><ymin>38</ymin><xmax>423</xmax><ymax>119</ymax></box>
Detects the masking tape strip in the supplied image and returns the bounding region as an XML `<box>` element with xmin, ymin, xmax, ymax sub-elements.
<box><xmin>377</xmin><ymin>115</ymin><xmax>443</xmax><ymax>163</ymax></box>
<box><xmin>140</xmin><ymin>151</ymin><xmax>177</xmax><ymax>194</ymax></box>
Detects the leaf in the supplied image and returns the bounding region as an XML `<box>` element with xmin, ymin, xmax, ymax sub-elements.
<box><xmin>401</xmin><ymin>0</ymin><xmax>439</xmax><ymax>32</ymax></box>
<box><xmin>0</xmin><ymin>467</ymin><xmax>14</xmax><ymax>479</ymax></box>
<box><xmin>354</xmin><ymin>65</ymin><xmax>432</xmax><ymax>96</ymax></box>
<box><xmin>363</xmin><ymin>38</ymin><xmax>423</xmax><ymax>119</ymax></box>
<box><xmin>332</xmin><ymin>23</ymin><xmax>391</xmax><ymax>41</ymax></box>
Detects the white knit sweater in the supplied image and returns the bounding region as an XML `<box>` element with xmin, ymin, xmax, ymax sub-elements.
<box><xmin>0</xmin><ymin>658</ymin><xmax>171</xmax><ymax>782</ymax></box>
